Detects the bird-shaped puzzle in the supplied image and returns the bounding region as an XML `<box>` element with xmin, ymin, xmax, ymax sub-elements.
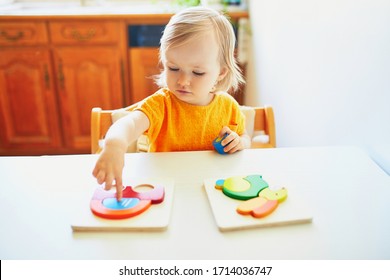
<box><xmin>215</xmin><ymin>175</ymin><xmax>287</xmax><ymax>218</ymax></box>
<box><xmin>204</xmin><ymin>174</ymin><xmax>312</xmax><ymax>231</ymax></box>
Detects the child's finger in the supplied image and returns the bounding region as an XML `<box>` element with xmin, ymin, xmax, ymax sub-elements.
<box><xmin>226</xmin><ymin>141</ymin><xmax>241</xmax><ymax>153</ymax></box>
<box><xmin>224</xmin><ymin>135</ymin><xmax>240</xmax><ymax>153</ymax></box>
<box><xmin>95</xmin><ymin>170</ymin><xmax>106</xmax><ymax>185</ymax></box>
<box><xmin>115</xmin><ymin>177</ymin><xmax>123</xmax><ymax>201</ymax></box>
<box><xmin>219</xmin><ymin>126</ymin><xmax>231</xmax><ymax>137</ymax></box>
<box><xmin>221</xmin><ymin>131</ymin><xmax>237</xmax><ymax>147</ymax></box>
<box><xmin>104</xmin><ymin>174</ymin><xmax>114</xmax><ymax>191</ymax></box>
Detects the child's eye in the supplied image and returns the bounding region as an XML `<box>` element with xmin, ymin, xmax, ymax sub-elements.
<box><xmin>193</xmin><ymin>71</ymin><xmax>205</xmax><ymax>76</ymax></box>
<box><xmin>168</xmin><ymin>67</ymin><xmax>179</xmax><ymax>72</ymax></box>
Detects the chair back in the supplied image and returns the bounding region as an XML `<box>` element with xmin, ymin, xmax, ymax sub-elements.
<box><xmin>252</xmin><ymin>106</ymin><xmax>276</xmax><ymax>148</ymax></box>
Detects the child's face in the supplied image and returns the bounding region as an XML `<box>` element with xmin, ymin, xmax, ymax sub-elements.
<box><xmin>163</xmin><ymin>31</ymin><xmax>227</xmax><ymax>106</ymax></box>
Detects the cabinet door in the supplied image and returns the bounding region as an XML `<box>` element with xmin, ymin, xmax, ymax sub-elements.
<box><xmin>0</xmin><ymin>49</ymin><xmax>62</xmax><ymax>154</ymax></box>
<box><xmin>53</xmin><ymin>47</ymin><xmax>124</xmax><ymax>151</ymax></box>
<box><xmin>129</xmin><ymin>48</ymin><xmax>160</xmax><ymax>103</ymax></box>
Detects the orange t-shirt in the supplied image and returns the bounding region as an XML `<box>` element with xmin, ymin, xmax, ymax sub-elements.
<box><xmin>135</xmin><ymin>88</ymin><xmax>245</xmax><ymax>152</ymax></box>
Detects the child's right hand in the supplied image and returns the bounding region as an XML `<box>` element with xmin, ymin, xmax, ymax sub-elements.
<box><xmin>92</xmin><ymin>145</ymin><xmax>125</xmax><ymax>201</ymax></box>
<box><xmin>91</xmin><ymin>110</ymin><xmax>150</xmax><ymax>201</ymax></box>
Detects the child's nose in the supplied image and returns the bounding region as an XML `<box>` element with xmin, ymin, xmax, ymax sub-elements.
<box><xmin>177</xmin><ymin>73</ymin><xmax>190</xmax><ymax>86</ymax></box>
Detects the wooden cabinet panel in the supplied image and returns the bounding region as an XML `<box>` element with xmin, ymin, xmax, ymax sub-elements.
<box><xmin>129</xmin><ymin>48</ymin><xmax>160</xmax><ymax>103</ymax></box>
<box><xmin>53</xmin><ymin>47</ymin><xmax>124</xmax><ymax>150</ymax></box>
<box><xmin>49</xmin><ymin>21</ymin><xmax>122</xmax><ymax>45</ymax></box>
<box><xmin>0</xmin><ymin>49</ymin><xmax>62</xmax><ymax>153</ymax></box>
<box><xmin>0</xmin><ymin>22</ymin><xmax>48</xmax><ymax>46</ymax></box>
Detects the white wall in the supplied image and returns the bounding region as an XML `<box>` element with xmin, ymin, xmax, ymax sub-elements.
<box><xmin>246</xmin><ymin>0</ymin><xmax>390</xmax><ymax>174</ymax></box>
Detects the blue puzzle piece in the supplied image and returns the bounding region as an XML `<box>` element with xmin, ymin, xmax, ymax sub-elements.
<box><xmin>213</xmin><ymin>133</ymin><xmax>229</xmax><ymax>154</ymax></box>
<box><xmin>102</xmin><ymin>198</ymin><xmax>140</xmax><ymax>210</ymax></box>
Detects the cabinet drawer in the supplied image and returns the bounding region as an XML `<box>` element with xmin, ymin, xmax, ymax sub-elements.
<box><xmin>0</xmin><ymin>22</ymin><xmax>48</xmax><ymax>46</ymax></box>
<box><xmin>49</xmin><ymin>21</ymin><xmax>121</xmax><ymax>45</ymax></box>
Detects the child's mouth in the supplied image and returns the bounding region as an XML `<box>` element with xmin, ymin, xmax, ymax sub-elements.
<box><xmin>177</xmin><ymin>90</ymin><xmax>191</xmax><ymax>95</ymax></box>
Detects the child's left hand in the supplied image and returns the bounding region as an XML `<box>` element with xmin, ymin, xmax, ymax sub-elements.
<box><xmin>219</xmin><ymin>126</ymin><xmax>250</xmax><ymax>153</ymax></box>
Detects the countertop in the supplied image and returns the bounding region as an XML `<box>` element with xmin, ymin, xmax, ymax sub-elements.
<box><xmin>0</xmin><ymin>1</ymin><xmax>248</xmax><ymax>16</ymax></box>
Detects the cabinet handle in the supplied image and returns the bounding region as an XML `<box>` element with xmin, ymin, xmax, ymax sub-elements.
<box><xmin>58</xmin><ymin>60</ymin><xmax>65</xmax><ymax>90</ymax></box>
<box><xmin>71</xmin><ymin>29</ymin><xmax>96</xmax><ymax>42</ymax></box>
<box><xmin>0</xmin><ymin>30</ymin><xmax>24</xmax><ymax>42</ymax></box>
<box><xmin>44</xmin><ymin>64</ymin><xmax>50</xmax><ymax>89</ymax></box>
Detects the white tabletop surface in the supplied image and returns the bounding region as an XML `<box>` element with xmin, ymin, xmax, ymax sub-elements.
<box><xmin>0</xmin><ymin>146</ymin><xmax>389</xmax><ymax>260</ymax></box>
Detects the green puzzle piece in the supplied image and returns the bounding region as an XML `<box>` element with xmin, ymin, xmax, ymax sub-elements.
<box><xmin>221</xmin><ymin>175</ymin><xmax>269</xmax><ymax>200</ymax></box>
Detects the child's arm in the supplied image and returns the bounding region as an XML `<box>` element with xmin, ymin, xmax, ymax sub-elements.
<box><xmin>92</xmin><ymin>110</ymin><xmax>150</xmax><ymax>201</ymax></box>
<box><xmin>219</xmin><ymin>126</ymin><xmax>251</xmax><ymax>153</ymax></box>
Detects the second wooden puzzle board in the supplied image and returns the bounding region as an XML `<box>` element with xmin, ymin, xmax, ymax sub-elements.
<box><xmin>204</xmin><ymin>176</ymin><xmax>312</xmax><ymax>232</ymax></box>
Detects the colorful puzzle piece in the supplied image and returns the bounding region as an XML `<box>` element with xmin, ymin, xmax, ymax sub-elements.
<box><xmin>90</xmin><ymin>184</ymin><xmax>165</xmax><ymax>219</ymax></box>
<box><xmin>215</xmin><ymin>175</ymin><xmax>268</xmax><ymax>200</ymax></box>
<box><xmin>212</xmin><ymin>133</ymin><xmax>228</xmax><ymax>154</ymax></box>
<box><xmin>259</xmin><ymin>187</ymin><xmax>288</xmax><ymax>202</ymax></box>
<box><xmin>215</xmin><ymin>175</ymin><xmax>288</xmax><ymax>219</ymax></box>
<box><xmin>237</xmin><ymin>197</ymin><xmax>279</xmax><ymax>218</ymax></box>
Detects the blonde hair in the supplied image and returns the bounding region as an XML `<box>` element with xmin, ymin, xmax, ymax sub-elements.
<box><xmin>156</xmin><ymin>6</ymin><xmax>245</xmax><ymax>93</ymax></box>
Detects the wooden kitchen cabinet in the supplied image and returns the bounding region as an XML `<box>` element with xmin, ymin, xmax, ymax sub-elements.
<box><xmin>0</xmin><ymin>22</ymin><xmax>62</xmax><ymax>154</ymax></box>
<box><xmin>0</xmin><ymin>48</ymin><xmax>62</xmax><ymax>154</ymax></box>
<box><xmin>52</xmin><ymin>47</ymin><xmax>125</xmax><ymax>150</ymax></box>
<box><xmin>0</xmin><ymin>19</ymin><xmax>128</xmax><ymax>155</ymax></box>
<box><xmin>49</xmin><ymin>20</ymin><xmax>127</xmax><ymax>151</ymax></box>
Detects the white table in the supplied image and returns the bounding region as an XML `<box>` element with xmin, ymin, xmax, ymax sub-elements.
<box><xmin>0</xmin><ymin>146</ymin><xmax>389</xmax><ymax>259</ymax></box>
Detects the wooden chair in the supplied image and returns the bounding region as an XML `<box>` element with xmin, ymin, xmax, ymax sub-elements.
<box><xmin>250</xmin><ymin>106</ymin><xmax>276</xmax><ymax>148</ymax></box>
<box><xmin>91</xmin><ymin>102</ymin><xmax>141</xmax><ymax>154</ymax></box>
<box><xmin>90</xmin><ymin>104</ymin><xmax>276</xmax><ymax>153</ymax></box>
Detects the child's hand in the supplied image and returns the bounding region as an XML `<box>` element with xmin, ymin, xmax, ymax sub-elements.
<box><xmin>92</xmin><ymin>145</ymin><xmax>125</xmax><ymax>201</ymax></box>
<box><xmin>219</xmin><ymin>126</ymin><xmax>249</xmax><ymax>153</ymax></box>
<box><xmin>91</xmin><ymin>110</ymin><xmax>150</xmax><ymax>201</ymax></box>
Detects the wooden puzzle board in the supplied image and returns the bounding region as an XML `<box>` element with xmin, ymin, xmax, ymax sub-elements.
<box><xmin>71</xmin><ymin>177</ymin><xmax>174</xmax><ymax>232</ymax></box>
<box><xmin>204</xmin><ymin>178</ymin><xmax>312</xmax><ymax>232</ymax></box>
